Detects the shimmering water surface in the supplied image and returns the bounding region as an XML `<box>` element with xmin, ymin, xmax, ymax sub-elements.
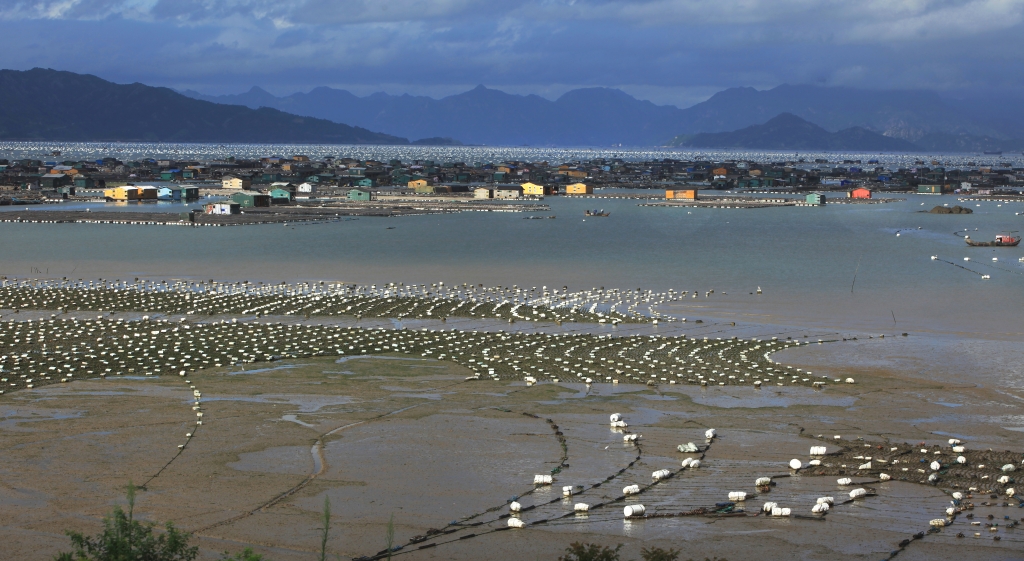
<box><xmin>4</xmin><ymin>141</ymin><xmax>1024</xmax><ymax>166</ymax></box>
<box><xmin>2</xmin><ymin>194</ymin><xmax>1022</xmax><ymax>337</ymax></box>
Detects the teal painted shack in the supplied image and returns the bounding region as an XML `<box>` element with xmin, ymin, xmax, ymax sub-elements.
<box><xmin>180</xmin><ymin>186</ymin><xmax>199</xmax><ymax>200</ymax></box>
<box><xmin>231</xmin><ymin>192</ymin><xmax>271</xmax><ymax>207</ymax></box>
<box><xmin>347</xmin><ymin>188</ymin><xmax>374</xmax><ymax>201</ymax></box>
<box><xmin>269</xmin><ymin>188</ymin><xmax>292</xmax><ymax>204</ymax></box>
<box><xmin>805</xmin><ymin>193</ymin><xmax>826</xmax><ymax>205</ymax></box>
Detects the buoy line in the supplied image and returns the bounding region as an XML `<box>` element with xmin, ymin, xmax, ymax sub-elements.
<box><xmin>363</xmin><ymin>414</ymin><xmax>653</xmax><ymax>558</ymax></box>
<box><xmin>138</xmin><ymin>374</ymin><xmax>207</xmax><ymax>490</ymax></box>
<box><xmin>931</xmin><ymin>256</ymin><xmax>990</xmax><ymax>278</ymax></box>
<box><xmin>372</xmin><ymin>423</ymin><xmax>720</xmax><ymax>560</ymax></box>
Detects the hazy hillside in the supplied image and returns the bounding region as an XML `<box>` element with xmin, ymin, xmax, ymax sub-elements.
<box><xmin>668</xmin><ymin>113</ymin><xmax>920</xmax><ymax>151</ymax></box>
<box><xmin>0</xmin><ymin>68</ymin><xmax>409</xmax><ymax>144</ymax></box>
<box><xmin>186</xmin><ymin>85</ymin><xmax>686</xmax><ymax>146</ymax></box>
<box><xmin>185</xmin><ymin>83</ymin><xmax>1024</xmax><ymax>150</ymax></box>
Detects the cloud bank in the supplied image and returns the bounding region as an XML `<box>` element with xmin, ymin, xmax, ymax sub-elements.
<box><xmin>0</xmin><ymin>0</ymin><xmax>1021</xmax><ymax>104</ymax></box>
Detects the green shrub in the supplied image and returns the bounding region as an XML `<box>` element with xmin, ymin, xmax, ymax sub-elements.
<box><xmin>559</xmin><ymin>542</ymin><xmax>623</xmax><ymax>561</ymax></box>
<box><xmin>218</xmin><ymin>548</ymin><xmax>266</xmax><ymax>561</ymax></box>
<box><xmin>640</xmin><ymin>548</ymin><xmax>681</xmax><ymax>561</ymax></box>
<box><xmin>54</xmin><ymin>483</ymin><xmax>198</xmax><ymax>561</ymax></box>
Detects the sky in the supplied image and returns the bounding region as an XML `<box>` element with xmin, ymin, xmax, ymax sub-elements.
<box><xmin>1</xmin><ymin>0</ymin><xmax>1023</xmax><ymax>107</ymax></box>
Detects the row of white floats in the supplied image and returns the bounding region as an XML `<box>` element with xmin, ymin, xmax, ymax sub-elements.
<box><xmin>523</xmin><ymin>417</ymin><xmax>877</xmax><ymax>524</ymax></box>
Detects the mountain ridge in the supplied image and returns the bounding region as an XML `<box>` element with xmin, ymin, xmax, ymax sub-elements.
<box><xmin>0</xmin><ymin>68</ymin><xmax>409</xmax><ymax>144</ymax></box>
<box><xmin>184</xmin><ymin>82</ymin><xmax>1023</xmax><ymax>150</ymax></box>
<box><xmin>668</xmin><ymin>113</ymin><xmax>923</xmax><ymax>151</ymax></box>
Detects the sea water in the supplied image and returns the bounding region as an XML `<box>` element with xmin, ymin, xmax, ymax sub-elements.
<box><xmin>0</xmin><ymin>194</ymin><xmax>1020</xmax><ymax>336</ymax></box>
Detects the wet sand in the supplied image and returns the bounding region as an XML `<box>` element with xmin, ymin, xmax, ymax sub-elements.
<box><xmin>2</xmin><ymin>347</ymin><xmax>1021</xmax><ymax>561</ymax></box>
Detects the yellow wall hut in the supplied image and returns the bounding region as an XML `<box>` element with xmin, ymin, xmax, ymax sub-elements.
<box><xmin>104</xmin><ymin>186</ymin><xmax>138</xmax><ymax>201</ymax></box>
<box><xmin>521</xmin><ymin>182</ymin><xmax>549</xmax><ymax>196</ymax></box>
<box><xmin>565</xmin><ymin>183</ymin><xmax>592</xmax><ymax>194</ymax></box>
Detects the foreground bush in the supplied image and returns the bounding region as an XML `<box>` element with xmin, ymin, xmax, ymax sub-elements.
<box><xmin>54</xmin><ymin>484</ymin><xmax>198</xmax><ymax>561</ymax></box>
<box><xmin>559</xmin><ymin>542</ymin><xmax>719</xmax><ymax>561</ymax></box>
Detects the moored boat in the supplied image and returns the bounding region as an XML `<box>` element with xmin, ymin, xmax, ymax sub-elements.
<box><xmin>965</xmin><ymin>232</ymin><xmax>1020</xmax><ymax>247</ymax></box>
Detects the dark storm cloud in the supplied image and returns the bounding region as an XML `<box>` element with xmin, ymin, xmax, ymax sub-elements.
<box><xmin>1</xmin><ymin>0</ymin><xmax>1022</xmax><ymax>105</ymax></box>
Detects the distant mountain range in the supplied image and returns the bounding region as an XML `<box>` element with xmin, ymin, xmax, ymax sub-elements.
<box><xmin>183</xmin><ymin>85</ymin><xmax>687</xmax><ymax>147</ymax></box>
<box><xmin>668</xmin><ymin>113</ymin><xmax>920</xmax><ymax>151</ymax></box>
<box><xmin>0</xmin><ymin>68</ymin><xmax>409</xmax><ymax>144</ymax></box>
<box><xmin>2</xmin><ymin>67</ymin><xmax>1023</xmax><ymax>151</ymax></box>
<box><xmin>184</xmin><ymin>83</ymin><xmax>1024</xmax><ymax>151</ymax></box>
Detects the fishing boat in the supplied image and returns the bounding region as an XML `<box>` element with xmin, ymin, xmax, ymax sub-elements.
<box><xmin>585</xmin><ymin>209</ymin><xmax>610</xmax><ymax>217</ymax></box>
<box><xmin>965</xmin><ymin>232</ymin><xmax>1020</xmax><ymax>247</ymax></box>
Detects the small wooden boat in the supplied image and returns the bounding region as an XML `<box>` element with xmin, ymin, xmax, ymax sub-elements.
<box><xmin>585</xmin><ymin>209</ymin><xmax>610</xmax><ymax>217</ymax></box>
<box><xmin>965</xmin><ymin>232</ymin><xmax>1020</xmax><ymax>247</ymax></box>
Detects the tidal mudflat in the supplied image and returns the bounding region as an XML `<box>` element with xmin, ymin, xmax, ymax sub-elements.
<box><xmin>1</xmin><ymin>315</ymin><xmax>1022</xmax><ymax>560</ymax></box>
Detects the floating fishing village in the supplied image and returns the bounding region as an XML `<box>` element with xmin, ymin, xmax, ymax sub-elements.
<box><xmin>2</xmin><ymin>153</ymin><xmax>1022</xmax><ymax>224</ymax></box>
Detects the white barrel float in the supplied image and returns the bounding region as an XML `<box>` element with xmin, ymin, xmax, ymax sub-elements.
<box><xmin>849</xmin><ymin>488</ymin><xmax>867</xmax><ymax>499</ymax></box>
<box><xmin>879</xmin><ymin>473</ymin><xmax>891</xmax><ymax>481</ymax></box>
<box><xmin>771</xmin><ymin>507</ymin><xmax>792</xmax><ymax>516</ymax></box>
<box><xmin>688</xmin><ymin>459</ymin><xmax>701</xmax><ymax>469</ymax></box>
<box><xmin>811</xmin><ymin>503</ymin><xmax>829</xmax><ymax>513</ymax></box>
<box><xmin>789</xmin><ymin>459</ymin><xmax>803</xmax><ymax>470</ymax></box>
<box><xmin>728</xmin><ymin>491</ymin><xmax>747</xmax><ymax>501</ymax></box>
<box><xmin>858</xmin><ymin>462</ymin><xmax>872</xmax><ymax>470</ymax></box>
<box><xmin>623</xmin><ymin>484</ymin><xmax>640</xmax><ymax>495</ymax></box>
<box><xmin>755</xmin><ymin>477</ymin><xmax>772</xmax><ymax>487</ymax></box>
<box><xmin>951</xmin><ymin>492</ymin><xmax>963</xmax><ymax>500</ymax></box>
<box><xmin>677</xmin><ymin>442</ymin><xmax>698</xmax><ymax>453</ymax></box>
<box><xmin>948</xmin><ymin>438</ymin><xmax>961</xmax><ymax>446</ymax></box>
<box><xmin>563</xmin><ymin>486</ymin><xmax>574</xmax><ymax>496</ymax></box>
<box><xmin>681</xmin><ymin>458</ymin><xmax>693</xmax><ymax>468</ymax></box>
<box><xmin>610</xmin><ymin>413</ymin><xmax>622</xmax><ymax>423</ymax></box>
<box><xmin>623</xmin><ymin>504</ymin><xmax>646</xmax><ymax>518</ymax></box>
<box><xmin>534</xmin><ymin>474</ymin><xmax>553</xmax><ymax>485</ymax></box>
<box><xmin>510</xmin><ymin>501</ymin><xmax>521</xmax><ymax>512</ymax></box>
<box><xmin>946</xmin><ymin>507</ymin><xmax>956</xmax><ymax>516</ymax></box>
<box><xmin>574</xmin><ymin>503</ymin><xmax>590</xmax><ymax>512</ymax></box>
<box><xmin>508</xmin><ymin>518</ymin><xmax>525</xmax><ymax>528</ymax></box>
<box><xmin>998</xmin><ymin>475</ymin><xmax>1010</xmax><ymax>485</ymax></box>
<box><xmin>837</xmin><ymin>478</ymin><xmax>852</xmax><ymax>486</ymax></box>
<box><xmin>930</xmin><ymin>461</ymin><xmax>941</xmax><ymax>471</ymax></box>
<box><xmin>610</xmin><ymin>420</ymin><xmax>627</xmax><ymax>428</ymax></box>
<box><xmin>929</xmin><ymin>519</ymin><xmax>946</xmax><ymax>527</ymax></box>
<box><xmin>1007</xmin><ymin>488</ymin><xmax>1016</xmax><ymax>498</ymax></box>
<box><xmin>956</xmin><ymin>456</ymin><xmax>967</xmax><ymax>464</ymax></box>
<box><xmin>810</xmin><ymin>446</ymin><xmax>828</xmax><ymax>455</ymax></box>
<box><xmin>705</xmin><ymin>428</ymin><xmax>717</xmax><ymax>439</ymax></box>
<box><xmin>808</xmin><ymin>460</ymin><xmax>822</xmax><ymax>466</ymax></box>
<box><xmin>762</xmin><ymin>502</ymin><xmax>778</xmax><ymax>513</ymax></box>
<box><xmin>652</xmin><ymin>469</ymin><xmax>672</xmax><ymax>481</ymax></box>
<box><xmin>623</xmin><ymin>433</ymin><xmax>639</xmax><ymax>442</ymax></box>
<box><xmin>816</xmin><ymin>497</ymin><xmax>834</xmax><ymax>505</ymax></box>
<box><xmin>952</xmin><ymin>446</ymin><xmax>965</xmax><ymax>453</ymax></box>
<box><xmin>1002</xmin><ymin>464</ymin><xmax>1017</xmax><ymax>472</ymax></box>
